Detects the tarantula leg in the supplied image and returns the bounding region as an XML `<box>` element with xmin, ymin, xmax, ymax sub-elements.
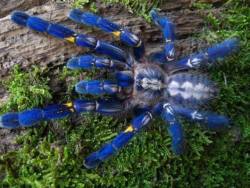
<box><xmin>166</xmin><ymin>38</ymin><xmax>239</xmax><ymax>72</ymax></box>
<box><xmin>0</xmin><ymin>99</ymin><xmax>124</xmax><ymax>128</ymax></box>
<box><xmin>148</xmin><ymin>51</ymin><xmax>167</xmax><ymax>64</ymax></box>
<box><xmin>84</xmin><ymin>110</ymin><xmax>154</xmax><ymax>169</ymax></box>
<box><xmin>172</xmin><ymin>105</ymin><xmax>231</xmax><ymax>130</ymax></box>
<box><xmin>69</xmin><ymin>9</ymin><xmax>145</xmax><ymax>60</ymax></box>
<box><xmin>75</xmin><ymin>71</ymin><xmax>133</xmax><ymax>95</ymax></box>
<box><xmin>67</xmin><ymin>54</ymin><xmax>131</xmax><ymax>70</ymax></box>
<box><xmin>161</xmin><ymin>103</ymin><xmax>185</xmax><ymax>155</ymax></box>
<box><xmin>150</xmin><ymin>9</ymin><xmax>175</xmax><ymax>62</ymax></box>
<box><xmin>11</xmin><ymin>11</ymin><xmax>127</xmax><ymax>61</ymax></box>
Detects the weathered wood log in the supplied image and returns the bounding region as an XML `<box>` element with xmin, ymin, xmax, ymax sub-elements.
<box><xmin>0</xmin><ymin>0</ymin><xmax>225</xmax><ymax>154</ymax></box>
<box><xmin>0</xmin><ymin>0</ymin><xmax>49</xmax><ymax>18</ymax></box>
<box><xmin>0</xmin><ymin>0</ymin><xmax>224</xmax><ymax>78</ymax></box>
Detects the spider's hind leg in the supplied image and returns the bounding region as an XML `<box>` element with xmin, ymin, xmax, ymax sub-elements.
<box><xmin>172</xmin><ymin>105</ymin><xmax>231</xmax><ymax>131</ymax></box>
<box><xmin>69</xmin><ymin>9</ymin><xmax>145</xmax><ymax>60</ymax></box>
<box><xmin>83</xmin><ymin>103</ymin><xmax>163</xmax><ymax>168</ymax></box>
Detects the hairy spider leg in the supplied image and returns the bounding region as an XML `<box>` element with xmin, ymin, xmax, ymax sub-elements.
<box><xmin>67</xmin><ymin>54</ymin><xmax>131</xmax><ymax>70</ymax></box>
<box><xmin>150</xmin><ymin>9</ymin><xmax>175</xmax><ymax>62</ymax></box>
<box><xmin>11</xmin><ymin>11</ymin><xmax>127</xmax><ymax>61</ymax></box>
<box><xmin>172</xmin><ymin>105</ymin><xmax>231</xmax><ymax>131</ymax></box>
<box><xmin>0</xmin><ymin>99</ymin><xmax>124</xmax><ymax>128</ymax></box>
<box><xmin>161</xmin><ymin>103</ymin><xmax>185</xmax><ymax>155</ymax></box>
<box><xmin>69</xmin><ymin>9</ymin><xmax>145</xmax><ymax>60</ymax></box>
<box><xmin>83</xmin><ymin>103</ymin><xmax>163</xmax><ymax>168</ymax></box>
<box><xmin>166</xmin><ymin>38</ymin><xmax>239</xmax><ymax>72</ymax></box>
<box><xmin>75</xmin><ymin>71</ymin><xmax>134</xmax><ymax>95</ymax></box>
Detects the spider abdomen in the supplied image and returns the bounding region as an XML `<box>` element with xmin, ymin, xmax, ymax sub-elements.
<box><xmin>166</xmin><ymin>73</ymin><xmax>217</xmax><ymax>107</ymax></box>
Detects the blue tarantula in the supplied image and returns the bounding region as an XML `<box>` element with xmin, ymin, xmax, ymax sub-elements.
<box><xmin>0</xmin><ymin>9</ymin><xmax>239</xmax><ymax>168</ymax></box>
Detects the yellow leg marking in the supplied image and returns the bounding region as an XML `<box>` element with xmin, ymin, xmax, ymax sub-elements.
<box><xmin>112</xmin><ymin>31</ymin><xmax>121</xmax><ymax>39</ymax></box>
<box><xmin>65</xmin><ymin>36</ymin><xmax>76</xmax><ymax>43</ymax></box>
<box><xmin>65</xmin><ymin>102</ymin><xmax>73</xmax><ymax>108</ymax></box>
<box><xmin>65</xmin><ymin>102</ymin><xmax>75</xmax><ymax>112</ymax></box>
<box><xmin>124</xmin><ymin>125</ymin><xmax>134</xmax><ymax>133</ymax></box>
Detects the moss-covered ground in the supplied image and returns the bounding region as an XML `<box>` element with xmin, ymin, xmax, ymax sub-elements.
<box><xmin>0</xmin><ymin>0</ymin><xmax>249</xmax><ymax>187</ymax></box>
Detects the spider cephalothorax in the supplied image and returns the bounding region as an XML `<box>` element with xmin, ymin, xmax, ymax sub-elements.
<box><xmin>0</xmin><ymin>9</ymin><xmax>239</xmax><ymax>169</ymax></box>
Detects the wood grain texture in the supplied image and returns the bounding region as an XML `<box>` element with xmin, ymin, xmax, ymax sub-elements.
<box><xmin>0</xmin><ymin>0</ymin><xmax>224</xmax><ymax>78</ymax></box>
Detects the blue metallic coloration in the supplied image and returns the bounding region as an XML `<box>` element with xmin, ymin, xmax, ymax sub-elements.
<box><xmin>43</xmin><ymin>105</ymin><xmax>72</xmax><ymax>120</ymax></box>
<box><xmin>11</xmin><ymin>11</ymin><xmax>29</xmax><ymax>26</ymax></box>
<box><xmin>75</xmin><ymin>80</ymin><xmax>120</xmax><ymax>95</ymax></box>
<box><xmin>171</xmin><ymin>38</ymin><xmax>239</xmax><ymax>70</ymax></box>
<box><xmin>27</xmin><ymin>17</ymin><xmax>49</xmax><ymax>32</ymax></box>
<box><xmin>69</xmin><ymin>9</ymin><xmax>144</xmax><ymax>60</ymax></box>
<box><xmin>173</xmin><ymin>106</ymin><xmax>230</xmax><ymax>130</ymax></box>
<box><xmin>11</xmin><ymin>11</ymin><xmax>126</xmax><ymax>61</ymax></box>
<box><xmin>67</xmin><ymin>55</ymin><xmax>94</xmax><ymax>69</ymax></box>
<box><xmin>116</xmin><ymin>71</ymin><xmax>134</xmax><ymax>87</ymax></box>
<box><xmin>161</xmin><ymin>103</ymin><xmax>184</xmax><ymax>154</ymax></box>
<box><xmin>0</xmin><ymin>105</ymin><xmax>72</xmax><ymax>128</ymax></box>
<box><xmin>165</xmin><ymin>42</ymin><xmax>175</xmax><ymax>61</ymax></box>
<box><xmin>0</xmin><ymin>113</ymin><xmax>19</xmax><ymax>128</ymax></box>
<box><xmin>3</xmin><ymin>9</ymin><xmax>240</xmax><ymax>168</ymax></box>
<box><xmin>75</xmin><ymin>34</ymin><xmax>97</xmax><ymax>48</ymax></box>
<box><xmin>168</xmin><ymin>123</ymin><xmax>184</xmax><ymax>155</ymax></box>
<box><xmin>95</xmin><ymin>99</ymin><xmax>123</xmax><ymax>115</ymax></box>
<box><xmin>150</xmin><ymin>9</ymin><xmax>175</xmax><ymax>61</ymax></box>
<box><xmin>133</xmin><ymin>42</ymin><xmax>145</xmax><ymax>60</ymax></box>
<box><xmin>0</xmin><ymin>99</ymin><xmax>124</xmax><ymax>128</ymax></box>
<box><xmin>95</xmin><ymin>41</ymin><xmax>127</xmax><ymax>62</ymax></box>
<box><xmin>19</xmin><ymin>109</ymin><xmax>44</xmax><ymax>126</ymax></box>
<box><xmin>67</xmin><ymin>55</ymin><xmax>129</xmax><ymax>70</ymax></box>
<box><xmin>47</xmin><ymin>23</ymin><xmax>75</xmax><ymax>39</ymax></box>
<box><xmin>120</xmin><ymin>30</ymin><xmax>140</xmax><ymax>47</ymax></box>
<box><xmin>149</xmin><ymin>51</ymin><xmax>166</xmax><ymax>64</ymax></box>
<box><xmin>73</xmin><ymin>99</ymin><xmax>96</xmax><ymax>113</ymax></box>
<box><xmin>69</xmin><ymin>10</ymin><xmax>120</xmax><ymax>32</ymax></box>
<box><xmin>12</xmin><ymin>11</ymin><xmax>75</xmax><ymax>39</ymax></box>
<box><xmin>84</xmin><ymin>111</ymin><xmax>153</xmax><ymax>169</ymax></box>
<box><xmin>73</xmin><ymin>99</ymin><xmax>123</xmax><ymax>115</ymax></box>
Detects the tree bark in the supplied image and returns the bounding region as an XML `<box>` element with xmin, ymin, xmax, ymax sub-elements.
<box><xmin>0</xmin><ymin>0</ymin><xmax>224</xmax><ymax>78</ymax></box>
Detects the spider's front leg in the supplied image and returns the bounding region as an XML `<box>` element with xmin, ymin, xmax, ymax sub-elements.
<box><xmin>11</xmin><ymin>11</ymin><xmax>127</xmax><ymax>62</ymax></box>
<box><xmin>69</xmin><ymin>9</ymin><xmax>145</xmax><ymax>60</ymax></box>
<box><xmin>149</xmin><ymin>9</ymin><xmax>175</xmax><ymax>63</ymax></box>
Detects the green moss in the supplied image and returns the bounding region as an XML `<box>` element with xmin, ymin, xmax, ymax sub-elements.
<box><xmin>0</xmin><ymin>0</ymin><xmax>250</xmax><ymax>187</ymax></box>
<box><xmin>0</xmin><ymin>66</ymin><xmax>52</xmax><ymax>112</ymax></box>
<box><xmin>191</xmin><ymin>2</ymin><xmax>213</xmax><ymax>10</ymax></box>
<box><xmin>72</xmin><ymin>0</ymin><xmax>162</xmax><ymax>21</ymax></box>
<box><xmin>102</xmin><ymin>0</ymin><xmax>162</xmax><ymax>21</ymax></box>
